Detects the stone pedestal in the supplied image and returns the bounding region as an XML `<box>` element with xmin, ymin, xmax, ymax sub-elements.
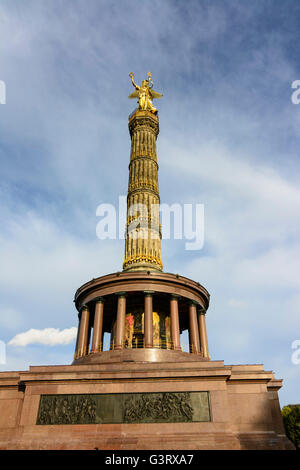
<box><xmin>0</xmin><ymin>354</ymin><xmax>294</xmax><ymax>450</ymax></box>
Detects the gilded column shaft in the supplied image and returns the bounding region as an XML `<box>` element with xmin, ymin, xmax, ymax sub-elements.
<box><xmin>123</xmin><ymin>110</ymin><xmax>162</xmax><ymax>272</ymax></box>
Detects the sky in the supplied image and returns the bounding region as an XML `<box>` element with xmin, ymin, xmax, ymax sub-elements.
<box><xmin>0</xmin><ymin>0</ymin><xmax>300</xmax><ymax>407</ymax></box>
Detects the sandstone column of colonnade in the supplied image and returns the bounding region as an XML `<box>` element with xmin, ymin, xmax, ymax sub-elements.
<box><xmin>74</xmin><ymin>292</ymin><xmax>209</xmax><ymax>358</ymax></box>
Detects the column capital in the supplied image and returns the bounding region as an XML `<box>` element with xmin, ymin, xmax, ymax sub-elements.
<box><xmin>144</xmin><ymin>290</ymin><xmax>155</xmax><ymax>296</ymax></box>
<box><xmin>189</xmin><ymin>300</ymin><xmax>199</xmax><ymax>306</ymax></box>
<box><xmin>198</xmin><ymin>307</ymin><xmax>207</xmax><ymax>315</ymax></box>
<box><xmin>94</xmin><ymin>296</ymin><xmax>104</xmax><ymax>303</ymax></box>
<box><xmin>115</xmin><ymin>291</ymin><xmax>128</xmax><ymax>298</ymax></box>
<box><xmin>80</xmin><ymin>304</ymin><xmax>89</xmax><ymax>312</ymax></box>
<box><xmin>170</xmin><ymin>294</ymin><xmax>181</xmax><ymax>300</ymax></box>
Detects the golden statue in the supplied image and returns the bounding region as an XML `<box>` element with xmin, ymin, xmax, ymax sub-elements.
<box><xmin>129</xmin><ymin>72</ymin><xmax>163</xmax><ymax>114</ymax></box>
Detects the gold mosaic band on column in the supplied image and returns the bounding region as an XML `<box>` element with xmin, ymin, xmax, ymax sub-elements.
<box><xmin>123</xmin><ymin>254</ymin><xmax>163</xmax><ymax>269</ymax></box>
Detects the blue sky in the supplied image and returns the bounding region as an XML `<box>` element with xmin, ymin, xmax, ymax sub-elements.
<box><xmin>0</xmin><ymin>0</ymin><xmax>300</xmax><ymax>407</ymax></box>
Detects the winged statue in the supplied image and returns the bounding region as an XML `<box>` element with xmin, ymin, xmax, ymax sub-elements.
<box><xmin>129</xmin><ymin>72</ymin><xmax>163</xmax><ymax>114</ymax></box>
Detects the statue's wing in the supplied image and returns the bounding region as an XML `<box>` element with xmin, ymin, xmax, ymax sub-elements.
<box><xmin>128</xmin><ymin>91</ymin><xmax>139</xmax><ymax>99</ymax></box>
<box><xmin>149</xmin><ymin>89</ymin><xmax>163</xmax><ymax>99</ymax></box>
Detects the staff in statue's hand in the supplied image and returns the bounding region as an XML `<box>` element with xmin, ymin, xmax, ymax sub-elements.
<box><xmin>147</xmin><ymin>72</ymin><xmax>154</xmax><ymax>89</ymax></box>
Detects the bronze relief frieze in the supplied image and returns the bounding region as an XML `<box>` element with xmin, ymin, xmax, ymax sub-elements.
<box><xmin>36</xmin><ymin>391</ymin><xmax>211</xmax><ymax>425</ymax></box>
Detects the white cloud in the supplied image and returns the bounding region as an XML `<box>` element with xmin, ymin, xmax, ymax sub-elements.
<box><xmin>9</xmin><ymin>327</ymin><xmax>77</xmax><ymax>347</ymax></box>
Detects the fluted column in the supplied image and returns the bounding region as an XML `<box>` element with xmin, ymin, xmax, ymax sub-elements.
<box><xmin>123</xmin><ymin>111</ymin><xmax>162</xmax><ymax>272</ymax></box>
<box><xmin>77</xmin><ymin>305</ymin><xmax>90</xmax><ymax>358</ymax></box>
<box><xmin>198</xmin><ymin>308</ymin><xmax>210</xmax><ymax>359</ymax></box>
<box><xmin>114</xmin><ymin>292</ymin><xmax>127</xmax><ymax>350</ymax></box>
<box><xmin>144</xmin><ymin>291</ymin><xmax>154</xmax><ymax>348</ymax></box>
<box><xmin>170</xmin><ymin>294</ymin><xmax>181</xmax><ymax>350</ymax></box>
<box><xmin>189</xmin><ymin>302</ymin><xmax>201</xmax><ymax>354</ymax></box>
<box><xmin>91</xmin><ymin>297</ymin><xmax>104</xmax><ymax>353</ymax></box>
